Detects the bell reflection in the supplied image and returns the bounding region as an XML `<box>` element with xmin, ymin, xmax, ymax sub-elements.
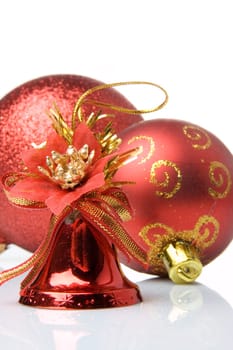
<box><xmin>33</xmin><ymin>306</ymin><xmax>135</xmax><ymax>350</ymax></box>
<box><xmin>34</xmin><ymin>309</ymin><xmax>92</xmax><ymax>349</ymax></box>
<box><xmin>0</xmin><ymin>277</ymin><xmax>233</xmax><ymax>350</ymax></box>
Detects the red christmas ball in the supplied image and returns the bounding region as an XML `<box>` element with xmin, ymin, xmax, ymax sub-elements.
<box><xmin>0</xmin><ymin>75</ymin><xmax>143</xmax><ymax>251</ymax></box>
<box><xmin>115</xmin><ymin>119</ymin><xmax>233</xmax><ymax>280</ymax></box>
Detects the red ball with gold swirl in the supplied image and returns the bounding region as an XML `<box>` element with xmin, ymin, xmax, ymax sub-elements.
<box><xmin>0</xmin><ymin>75</ymin><xmax>143</xmax><ymax>252</ymax></box>
<box><xmin>115</xmin><ymin>119</ymin><xmax>233</xmax><ymax>283</ymax></box>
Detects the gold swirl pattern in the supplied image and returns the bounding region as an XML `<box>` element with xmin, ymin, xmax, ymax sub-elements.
<box><xmin>128</xmin><ymin>135</ymin><xmax>155</xmax><ymax>164</ymax></box>
<box><xmin>139</xmin><ymin>215</ymin><xmax>219</xmax><ymax>274</ymax></box>
<box><xmin>183</xmin><ymin>125</ymin><xmax>211</xmax><ymax>150</ymax></box>
<box><xmin>208</xmin><ymin>161</ymin><xmax>232</xmax><ymax>199</ymax></box>
<box><xmin>150</xmin><ymin>160</ymin><xmax>182</xmax><ymax>199</ymax></box>
<box><xmin>194</xmin><ymin>215</ymin><xmax>219</xmax><ymax>249</ymax></box>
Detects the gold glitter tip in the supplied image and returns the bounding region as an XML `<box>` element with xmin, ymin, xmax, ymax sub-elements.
<box><xmin>48</xmin><ymin>104</ymin><xmax>74</xmax><ymax>144</ymax></box>
<box><xmin>104</xmin><ymin>147</ymin><xmax>140</xmax><ymax>180</ymax></box>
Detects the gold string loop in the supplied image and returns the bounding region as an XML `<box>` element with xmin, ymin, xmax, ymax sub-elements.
<box><xmin>72</xmin><ymin>81</ymin><xmax>168</xmax><ymax>130</ymax></box>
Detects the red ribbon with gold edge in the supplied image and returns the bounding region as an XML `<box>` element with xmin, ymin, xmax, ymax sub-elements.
<box><xmin>75</xmin><ymin>186</ymin><xmax>148</xmax><ymax>265</ymax></box>
<box><xmin>0</xmin><ymin>175</ymin><xmax>148</xmax><ymax>287</ymax></box>
<box><xmin>2</xmin><ymin>172</ymin><xmax>47</xmax><ymax>209</ymax></box>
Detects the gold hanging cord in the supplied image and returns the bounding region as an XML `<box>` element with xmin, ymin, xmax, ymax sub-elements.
<box><xmin>72</xmin><ymin>81</ymin><xmax>169</xmax><ymax>130</ymax></box>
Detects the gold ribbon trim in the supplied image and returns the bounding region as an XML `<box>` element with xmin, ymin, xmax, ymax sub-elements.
<box><xmin>3</xmin><ymin>172</ymin><xmax>46</xmax><ymax>209</ymax></box>
<box><xmin>0</xmin><ymin>186</ymin><xmax>148</xmax><ymax>286</ymax></box>
<box><xmin>76</xmin><ymin>188</ymin><xmax>148</xmax><ymax>265</ymax></box>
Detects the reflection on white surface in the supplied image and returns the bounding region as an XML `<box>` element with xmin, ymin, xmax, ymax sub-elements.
<box><xmin>168</xmin><ymin>286</ymin><xmax>203</xmax><ymax>322</ymax></box>
<box><xmin>0</xmin><ymin>276</ymin><xmax>232</xmax><ymax>350</ymax></box>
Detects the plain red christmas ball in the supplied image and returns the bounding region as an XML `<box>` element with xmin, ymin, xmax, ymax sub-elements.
<box><xmin>115</xmin><ymin>119</ymin><xmax>233</xmax><ymax>279</ymax></box>
<box><xmin>0</xmin><ymin>75</ymin><xmax>143</xmax><ymax>251</ymax></box>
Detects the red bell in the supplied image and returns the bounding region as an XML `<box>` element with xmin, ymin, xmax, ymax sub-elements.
<box><xmin>19</xmin><ymin>211</ymin><xmax>141</xmax><ymax>309</ymax></box>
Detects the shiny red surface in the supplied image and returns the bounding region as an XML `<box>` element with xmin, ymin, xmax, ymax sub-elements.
<box><xmin>115</xmin><ymin>119</ymin><xmax>233</xmax><ymax>275</ymax></box>
<box><xmin>0</xmin><ymin>75</ymin><xmax>143</xmax><ymax>251</ymax></box>
<box><xmin>20</xmin><ymin>214</ymin><xmax>141</xmax><ymax>309</ymax></box>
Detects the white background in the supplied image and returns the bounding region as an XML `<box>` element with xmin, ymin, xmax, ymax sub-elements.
<box><xmin>0</xmin><ymin>0</ymin><xmax>233</xmax><ymax>150</ymax></box>
<box><xmin>0</xmin><ymin>1</ymin><xmax>232</xmax><ymax>348</ymax></box>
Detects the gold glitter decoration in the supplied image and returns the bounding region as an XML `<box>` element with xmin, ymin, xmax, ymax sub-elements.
<box><xmin>95</xmin><ymin>120</ymin><xmax>122</xmax><ymax>156</ymax></box>
<box><xmin>128</xmin><ymin>135</ymin><xmax>155</xmax><ymax>164</ymax></box>
<box><xmin>183</xmin><ymin>125</ymin><xmax>211</xmax><ymax>150</ymax></box>
<box><xmin>49</xmin><ymin>103</ymin><xmax>122</xmax><ymax>157</ymax></box>
<box><xmin>208</xmin><ymin>161</ymin><xmax>232</xmax><ymax>199</ymax></box>
<box><xmin>104</xmin><ymin>148</ymin><xmax>140</xmax><ymax>180</ymax></box>
<box><xmin>139</xmin><ymin>215</ymin><xmax>219</xmax><ymax>274</ymax></box>
<box><xmin>39</xmin><ymin>105</ymin><xmax>125</xmax><ymax>189</ymax></box>
<box><xmin>48</xmin><ymin>104</ymin><xmax>74</xmax><ymax>144</ymax></box>
<box><xmin>194</xmin><ymin>215</ymin><xmax>219</xmax><ymax>249</ymax></box>
<box><xmin>150</xmin><ymin>160</ymin><xmax>182</xmax><ymax>198</ymax></box>
<box><xmin>38</xmin><ymin>144</ymin><xmax>95</xmax><ymax>190</ymax></box>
